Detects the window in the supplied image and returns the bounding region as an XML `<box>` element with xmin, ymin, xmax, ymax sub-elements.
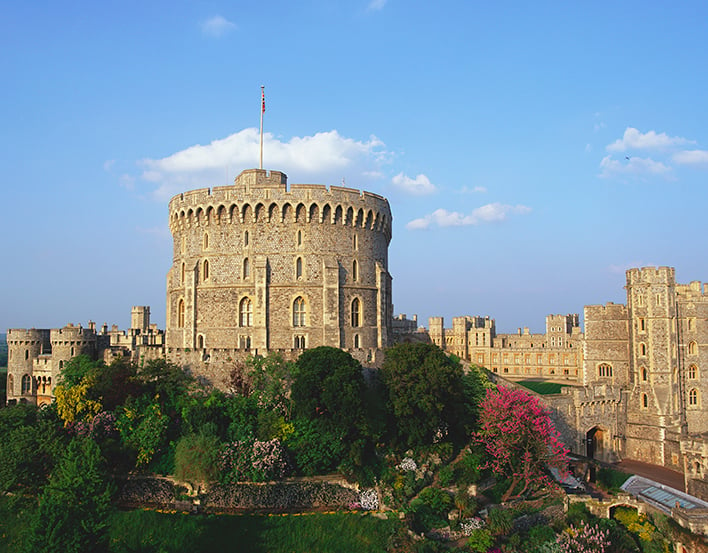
<box><xmin>21</xmin><ymin>374</ymin><xmax>31</xmax><ymax>395</ymax></box>
<box><xmin>203</xmin><ymin>233</ymin><xmax>209</xmax><ymax>249</ymax></box>
<box><xmin>243</xmin><ymin>258</ymin><xmax>250</xmax><ymax>279</ymax></box>
<box><xmin>203</xmin><ymin>259</ymin><xmax>209</xmax><ymax>280</ymax></box>
<box><xmin>197</xmin><ymin>335</ymin><xmax>204</xmax><ymax>349</ymax></box>
<box><xmin>239</xmin><ymin>297</ymin><xmax>253</xmax><ymax>327</ymax></box>
<box><xmin>294</xmin><ymin>335</ymin><xmax>306</xmax><ymax>349</ymax></box>
<box><xmin>598</xmin><ymin>363</ymin><xmax>613</xmax><ymax>377</ymax></box>
<box><xmin>297</xmin><ymin>230</ymin><xmax>302</xmax><ymax>247</ymax></box>
<box><xmin>639</xmin><ymin>318</ymin><xmax>646</xmax><ymax>331</ymax></box>
<box><xmin>354</xmin><ymin>334</ymin><xmax>360</xmax><ymax>348</ymax></box>
<box><xmin>688</xmin><ymin>318</ymin><xmax>695</xmax><ymax>331</ymax></box>
<box><xmin>642</xmin><ymin>367</ymin><xmax>648</xmax><ymax>381</ymax></box>
<box><xmin>7</xmin><ymin>374</ymin><xmax>13</xmax><ymax>395</ymax></box>
<box><xmin>639</xmin><ymin>343</ymin><xmax>647</xmax><ymax>356</ymax></box>
<box><xmin>353</xmin><ymin>234</ymin><xmax>358</xmax><ymax>250</ymax></box>
<box><xmin>642</xmin><ymin>393</ymin><xmax>648</xmax><ymax>409</ymax></box>
<box><xmin>352</xmin><ymin>260</ymin><xmax>358</xmax><ymax>282</ymax></box>
<box><xmin>244</xmin><ymin>230</ymin><xmax>249</xmax><ymax>246</ymax></box>
<box><xmin>296</xmin><ymin>257</ymin><xmax>303</xmax><ymax>279</ymax></box>
<box><xmin>689</xmin><ymin>341</ymin><xmax>698</xmax><ymax>355</ymax></box>
<box><xmin>351</xmin><ymin>298</ymin><xmax>361</xmax><ymax>327</ymax></box>
<box><xmin>25</xmin><ymin>349</ymin><xmax>29</xmax><ymax>360</ymax></box>
<box><xmin>689</xmin><ymin>364</ymin><xmax>698</xmax><ymax>379</ymax></box>
<box><xmin>689</xmin><ymin>388</ymin><xmax>699</xmax><ymax>406</ymax></box>
<box><xmin>637</xmin><ymin>293</ymin><xmax>645</xmax><ymax>307</ymax></box>
<box><xmin>178</xmin><ymin>299</ymin><xmax>185</xmax><ymax>328</ymax></box>
<box><xmin>181</xmin><ymin>262</ymin><xmax>185</xmax><ymax>283</ymax></box>
<box><xmin>239</xmin><ymin>335</ymin><xmax>251</xmax><ymax>350</ymax></box>
<box><xmin>293</xmin><ymin>297</ymin><xmax>306</xmax><ymax>327</ymax></box>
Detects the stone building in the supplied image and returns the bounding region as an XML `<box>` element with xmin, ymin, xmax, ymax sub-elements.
<box><xmin>428</xmin><ymin>313</ymin><xmax>584</xmax><ymax>383</ymax></box>
<box><xmin>5</xmin><ymin>307</ymin><xmax>164</xmax><ymax>405</ymax></box>
<box><xmin>164</xmin><ymin>168</ymin><xmax>393</xmax><ymax>386</ymax></box>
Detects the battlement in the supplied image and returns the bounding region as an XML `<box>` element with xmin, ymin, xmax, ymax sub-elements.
<box><xmin>584</xmin><ymin>302</ymin><xmax>628</xmax><ymax>319</ymax></box>
<box><xmin>626</xmin><ymin>266</ymin><xmax>676</xmax><ymax>286</ymax></box>
<box><xmin>6</xmin><ymin>328</ymin><xmax>51</xmax><ymax>343</ymax></box>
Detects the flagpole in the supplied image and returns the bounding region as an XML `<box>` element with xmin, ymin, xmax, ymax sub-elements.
<box><xmin>259</xmin><ymin>86</ymin><xmax>265</xmax><ymax>170</ymax></box>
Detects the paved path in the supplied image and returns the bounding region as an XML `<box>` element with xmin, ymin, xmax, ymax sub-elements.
<box><xmin>614</xmin><ymin>459</ymin><xmax>685</xmax><ymax>491</ymax></box>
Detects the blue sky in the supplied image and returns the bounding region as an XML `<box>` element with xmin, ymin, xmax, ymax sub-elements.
<box><xmin>2</xmin><ymin>1</ymin><xmax>708</xmax><ymax>333</ymax></box>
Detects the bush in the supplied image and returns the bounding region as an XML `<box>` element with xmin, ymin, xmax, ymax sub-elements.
<box><xmin>597</xmin><ymin>468</ymin><xmax>630</xmax><ymax>492</ymax></box>
<box><xmin>467</xmin><ymin>528</ymin><xmax>494</xmax><ymax>552</ymax></box>
<box><xmin>174</xmin><ymin>433</ymin><xmax>220</xmax><ymax>485</ymax></box>
<box><xmin>486</xmin><ymin>506</ymin><xmax>514</xmax><ymax>535</ymax></box>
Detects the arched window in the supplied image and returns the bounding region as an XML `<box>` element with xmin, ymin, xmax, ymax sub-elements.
<box><xmin>239</xmin><ymin>297</ymin><xmax>253</xmax><ymax>327</ymax></box>
<box><xmin>296</xmin><ymin>257</ymin><xmax>303</xmax><ymax>279</ymax></box>
<box><xmin>297</xmin><ymin>230</ymin><xmax>302</xmax><ymax>247</ymax></box>
<box><xmin>354</xmin><ymin>334</ymin><xmax>360</xmax><ymax>349</ymax></box>
<box><xmin>351</xmin><ymin>298</ymin><xmax>361</xmax><ymax>327</ymax></box>
<box><xmin>181</xmin><ymin>262</ymin><xmax>186</xmax><ymax>283</ymax></box>
<box><xmin>203</xmin><ymin>259</ymin><xmax>209</xmax><ymax>280</ymax></box>
<box><xmin>244</xmin><ymin>230</ymin><xmax>249</xmax><ymax>246</ymax></box>
<box><xmin>642</xmin><ymin>367</ymin><xmax>648</xmax><ymax>381</ymax></box>
<box><xmin>353</xmin><ymin>234</ymin><xmax>358</xmax><ymax>250</ymax></box>
<box><xmin>352</xmin><ymin>260</ymin><xmax>358</xmax><ymax>282</ymax></box>
<box><xmin>243</xmin><ymin>258</ymin><xmax>250</xmax><ymax>279</ymax></box>
<box><xmin>639</xmin><ymin>343</ymin><xmax>647</xmax><ymax>356</ymax></box>
<box><xmin>7</xmin><ymin>374</ymin><xmax>13</xmax><ymax>395</ymax></box>
<box><xmin>689</xmin><ymin>364</ymin><xmax>698</xmax><ymax>379</ymax></box>
<box><xmin>598</xmin><ymin>363</ymin><xmax>612</xmax><ymax>377</ymax></box>
<box><xmin>197</xmin><ymin>335</ymin><xmax>204</xmax><ymax>349</ymax></box>
<box><xmin>689</xmin><ymin>341</ymin><xmax>698</xmax><ymax>355</ymax></box>
<box><xmin>294</xmin><ymin>335</ymin><xmax>306</xmax><ymax>349</ymax></box>
<box><xmin>59</xmin><ymin>360</ymin><xmax>64</xmax><ymax>369</ymax></box>
<box><xmin>21</xmin><ymin>374</ymin><xmax>31</xmax><ymax>395</ymax></box>
<box><xmin>24</xmin><ymin>349</ymin><xmax>28</xmax><ymax>360</ymax></box>
<box><xmin>642</xmin><ymin>393</ymin><xmax>648</xmax><ymax>409</ymax></box>
<box><xmin>203</xmin><ymin>233</ymin><xmax>209</xmax><ymax>249</ymax></box>
<box><xmin>70</xmin><ymin>346</ymin><xmax>74</xmax><ymax>357</ymax></box>
<box><xmin>178</xmin><ymin>299</ymin><xmax>185</xmax><ymax>328</ymax></box>
<box><xmin>689</xmin><ymin>388</ymin><xmax>699</xmax><ymax>406</ymax></box>
<box><xmin>293</xmin><ymin>297</ymin><xmax>306</xmax><ymax>327</ymax></box>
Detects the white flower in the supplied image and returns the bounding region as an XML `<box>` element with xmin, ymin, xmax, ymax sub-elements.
<box><xmin>359</xmin><ymin>489</ymin><xmax>379</xmax><ymax>510</ymax></box>
<box><xmin>397</xmin><ymin>457</ymin><xmax>417</xmax><ymax>472</ymax></box>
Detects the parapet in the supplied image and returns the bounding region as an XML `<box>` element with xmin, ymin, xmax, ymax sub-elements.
<box><xmin>626</xmin><ymin>266</ymin><xmax>676</xmax><ymax>286</ymax></box>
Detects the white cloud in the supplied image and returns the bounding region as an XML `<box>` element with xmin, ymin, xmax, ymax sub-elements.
<box><xmin>606</xmin><ymin>127</ymin><xmax>693</xmax><ymax>152</ymax></box>
<box><xmin>367</xmin><ymin>0</ymin><xmax>387</xmax><ymax>11</ymax></box>
<box><xmin>201</xmin><ymin>15</ymin><xmax>236</xmax><ymax>37</ymax></box>
<box><xmin>138</xmin><ymin>128</ymin><xmax>389</xmax><ymax>200</ymax></box>
<box><xmin>599</xmin><ymin>155</ymin><xmax>672</xmax><ymax>179</ymax></box>
<box><xmin>673</xmin><ymin>149</ymin><xmax>708</xmax><ymax>165</ymax></box>
<box><xmin>391</xmin><ymin>173</ymin><xmax>437</xmax><ymax>195</ymax></box>
<box><xmin>103</xmin><ymin>159</ymin><xmax>115</xmax><ymax>171</ymax></box>
<box><xmin>119</xmin><ymin>174</ymin><xmax>135</xmax><ymax>190</ymax></box>
<box><xmin>406</xmin><ymin>203</ymin><xmax>531</xmax><ymax>230</ymax></box>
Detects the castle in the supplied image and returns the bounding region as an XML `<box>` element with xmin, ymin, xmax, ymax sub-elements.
<box><xmin>5</xmin><ymin>168</ymin><xmax>708</xmax><ymax>498</ymax></box>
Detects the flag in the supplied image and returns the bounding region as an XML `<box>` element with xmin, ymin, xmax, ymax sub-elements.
<box><xmin>261</xmin><ymin>87</ymin><xmax>265</xmax><ymax>114</ymax></box>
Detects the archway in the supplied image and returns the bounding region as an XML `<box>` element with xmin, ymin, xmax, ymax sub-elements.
<box><xmin>586</xmin><ymin>426</ymin><xmax>606</xmax><ymax>460</ymax></box>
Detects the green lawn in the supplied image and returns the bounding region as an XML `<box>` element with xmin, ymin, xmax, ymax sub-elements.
<box><xmin>518</xmin><ymin>380</ymin><xmax>570</xmax><ymax>395</ymax></box>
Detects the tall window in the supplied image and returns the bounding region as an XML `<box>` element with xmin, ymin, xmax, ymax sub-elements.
<box><xmin>297</xmin><ymin>230</ymin><xmax>302</xmax><ymax>247</ymax></box>
<box><xmin>244</xmin><ymin>230</ymin><xmax>249</xmax><ymax>246</ymax></box>
<box><xmin>243</xmin><ymin>258</ymin><xmax>250</xmax><ymax>279</ymax></box>
<box><xmin>639</xmin><ymin>318</ymin><xmax>646</xmax><ymax>331</ymax></box>
<box><xmin>351</xmin><ymin>298</ymin><xmax>361</xmax><ymax>327</ymax></box>
<box><xmin>239</xmin><ymin>297</ymin><xmax>253</xmax><ymax>327</ymax></box>
<box><xmin>352</xmin><ymin>260</ymin><xmax>358</xmax><ymax>282</ymax></box>
<box><xmin>689</xmin><ymin>341</ymin><xmax>698</xmax><ymax>355</ymax></box>
<box><xmin>203</xmin><ymin>233</ymin><xmax>209</xmax><ymax>249</ymax></box>
<box><xmin>294</xmin><ymin>335</ymin><xmax>306</xmax><ymax>349</ymax></box>
<box><xmin>197</xmin><ymin>335</ymin><xmax>204</xmax><ymax>349</ymax></box>
<box><xmin>689</xmin><ymin>388</ymin><xmax>699</xmax><ymax>406</ymax></box>
<box><xmin>293</xmin><ymin>297</ymin><xmax>306</xmax><ymax>327</ymax></box>
<box><xmin>642</xmin><ymin>393</ymin><xmax>648</xmax><ymax>409</ymax></box>
<box><xmin>7</xmin><ymin>374</ymin><xmax>13</xmax><ymax>395</ymax></box>
<box><xmin>642</xmin><ymin>367</ymin><xmax>648</xmax><ymax>381</ymax></box>
<box><xmin>689</xmin><ymin>364</ymin><xmax>698</xmax><ymax>379</ymax></box>
<box><xmin>296</xmin><ymin>257</ymin><xmax>303</xmax><ymax>279</ymax></box>
<box><xmin>21</xmin><ymin>374</ymin><xmax>31</xmax><ymax>395</ymax></box>
<box><xmin>354</xmin><ymin>334</ymin><xmax>360</xmax><ymax>348</ymax></box>
<box><xmin>203</xmin><ymin>259</ymin><xmax>209</xmax><ymax>280</ymax></box>
<box><xmin>353</xmin><ymin>234</ymin><xmax>358</xmax><ymax>250</ymax></box>
<box><xmin>178</xmin><ymin>299</ymin><xmax>185</xmax><ymax>328</ymax></box>
<box><xmin>639</xmin><ymin>343</ymin><xmax>647</xmax><ymax>356</ymax></box>
<box><xmin>598</xmin><ymin>363</ymin><xmax>613</xmax><ymax>377</ymax></box>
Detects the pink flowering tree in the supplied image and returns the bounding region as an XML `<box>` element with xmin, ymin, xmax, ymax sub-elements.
<box><xmin>558</xmin><ymin>522</ymin><xmax>610</xmax><ymax>553</ymax></box>
<box><xmin>475</xmin><ymin>386</ymin><xmax>568</xmax><ymax>502</ymax></box>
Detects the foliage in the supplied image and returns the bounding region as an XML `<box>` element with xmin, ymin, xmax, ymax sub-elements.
<box><xmin>24</xmin><ymin>438</ymin><xmax>114</xmax><ymax>553</ymax></box>
<box><xmin>54</xmin><ymin>373</ymin><xmax>103</xmax><ymax>424</ymax></box>
<box><xmin>452</xmin><ymin>448</ymin><xmax>483</xmax><ymax>486</ymax></box>
<box><xmin>174</xmin><ymin>433</ymin><xmax>221</xmax><ymax>485</ymax></box>
<box><xmin>117</xmin><ymin>399</ymin><xmax>170</xmax><ymax>467</ymax></box>
<box><xmin>381</xmin><ymin>342</ymin><xmax>470</xmax><ymax>448</ymax></box>
<box><xmin>286</xmin><ymin>418</ymin><xmax>344</xmax><ymax>476</ymax></box>
<box><xmin>136</xmin><ymin>358</ymin><xmax>196</xmax><ymax>409</ymax></box>
<box><xmin>467</xmin><ymin>527</ymin><xmax>494</xmax><ymax>553</ymax></box>
<box><xmin>219</xmin><ymin>438</ymin><xmax>290</xmax><ymax>483</ymax></box>
<box><xmin>476</xmin><ymin>386</ymin><xmax>569</xmax><ymax>501</ymax></box>
<box><xmin>519</xmin><ymin>381</ymin><xmax>570</xmax><ymax>395</ymax></box>
<box><xmin>487</xmin><ymin>506</ymin><xmax>514</xmax><ymax>535</ymax></box>
<box><xmin>557</xmin><ymin>522</ymin><xmax>611</xmax><ymax>553</ymax></box>
<box><xmin>248</xmin><ymin>353</ymin><xmax>294</xmax><ymax>414</ymax></box>
<box><xmin>409</xmin><ymin>487</ymin><xmax>453</xmax><ymax>532</ymax></box>
<box><xmin>597</xmin><ymin>467</ymin><xmax>630</xmax><ymax>493</ymax></box>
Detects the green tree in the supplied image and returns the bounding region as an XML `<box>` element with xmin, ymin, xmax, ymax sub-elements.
<box><xmin>174</xmin><ymin>432</ymin><xmax>221</xmax><ymax>486</ymax></box>
<box><xmin>25</xmin><ymin>438</ymin><xmax>114</xmax><ymax>553</ymax></box>
<box><xmin>380</xmin><ymin>343</ymin><xmax>469</xmax><ymax>448</ymax></box>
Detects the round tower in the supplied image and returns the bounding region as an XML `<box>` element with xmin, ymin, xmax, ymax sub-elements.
<box><xmin>6</xmin><ymin>328</ymin><xmax>50</xmax><ymax>404</ymax></box>
<box><xmin>166</xmin><ymin>168</ymin><xmax>393</xmax><ymax>358</ymax></box>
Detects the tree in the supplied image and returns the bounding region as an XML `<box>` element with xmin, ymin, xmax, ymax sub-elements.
<box><xmin>380</xmin><ymin>342</ymin><xmax>469</xmax><ymax>448</ymax></box>
<box><xmin>25</xmin><ymin>438</ymin><xmax>114</xmax><ymax>553</ymax></box>
<box><xmin>475</xmin><ymin>386</ymin><xmax>568</xmax><ymax>502</ymax></box>
<box><xmin>174</xmin><ymin>432</ymin><xmax>220</xmax><ymax>486</ymax></box>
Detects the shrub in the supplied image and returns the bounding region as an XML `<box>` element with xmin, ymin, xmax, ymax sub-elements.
<box><xmin>597</xmin><ymin>468</ymin><xmax>630</xmax><ymax>492</ymax></box>
<box><xmin>467</xmin><ymin>527</ymin><xmax>494</xmax><ymax>552</ymax></box>
<box><xmin>486</xmin><ymin>506</ymin><xmax>514</xmax><ymax>535</ymax></box>
<box><xmin>174</xmin><ymin>433</ymin><xmax>220</xmax><ymax>485</ymax></box>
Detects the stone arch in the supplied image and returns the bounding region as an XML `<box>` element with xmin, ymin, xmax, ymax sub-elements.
<box><xmin>186</xmin><ymin>208</ymin><xmax>194</xmax><ymax>224</ymax></box>
<box><xmin>241</xmin><ymin>203</ymin><xmax>252</xmax><ymax>224</ymax></box>
<box><xmin>373</xmin><ymin>211</ymin><xmax>381</xmax><ymax>231</ymax></box>
<box><xmin>229</xmin><ymin>203</ymin><xmax>239</xmax><ymax>223</ymax></box>
<box><xmin>195</xmin><ymin>207</ymin><xmax>204</xmax><ymax>225</ymax></box>
<box><xmin>282</xmin><ymin>203</ymin><xmax>293</xmax><ymax>223</ymax></box>
<box><xmin>254</xmin><ymin>203</ymin><xmax>265</xmax><ymax>222</ymax></box>
<box><xmin>322</xmin><ymin>203</ymin><xmax>332</xmax><ymax>224</ymax></box>
<box><xmin>205</xmin><ymin>205</ymin><xmax>214</xmax><ymax>224</ymax></box>
<box><xmin>309</xmin><ymin>203</ymin><xmax>319</xmax><ymax>223</ymax></box>
<box><xmin>586</xmin><ymin>426</ymin><xmax>610</xmax><ymax>462</ymax></box>
<box><xmin>345</xmin><ymin>206</ymin><xmax>354</xmax><ymax>226</ymax></box>
<box><xmin>295</xmin><ymin>203</ymin><xmax>306</xmax><ymax>223</ymax></box>
<box><xmin>355</xmin><ymin>208</ymin><xmax>364</xmax><ymax>227</ymax></box>
<box><xmin>268</xmin><ymin>202</ymin><xmax>278</xmax><ymax>222</ymax></box>
<box><xmin>365</xmin><ymin>209</ymin><xmax>374</xmax><ymax>229</ymax></box>
<box><xmin>217</xmin><ymin>204</ymin><xmax>226</xmax><ymax>224</ymax></box>
<box><xmin>334</xmin><ymin>205</ymin><xmax>343</xmax><ymax>224</ymax></box>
